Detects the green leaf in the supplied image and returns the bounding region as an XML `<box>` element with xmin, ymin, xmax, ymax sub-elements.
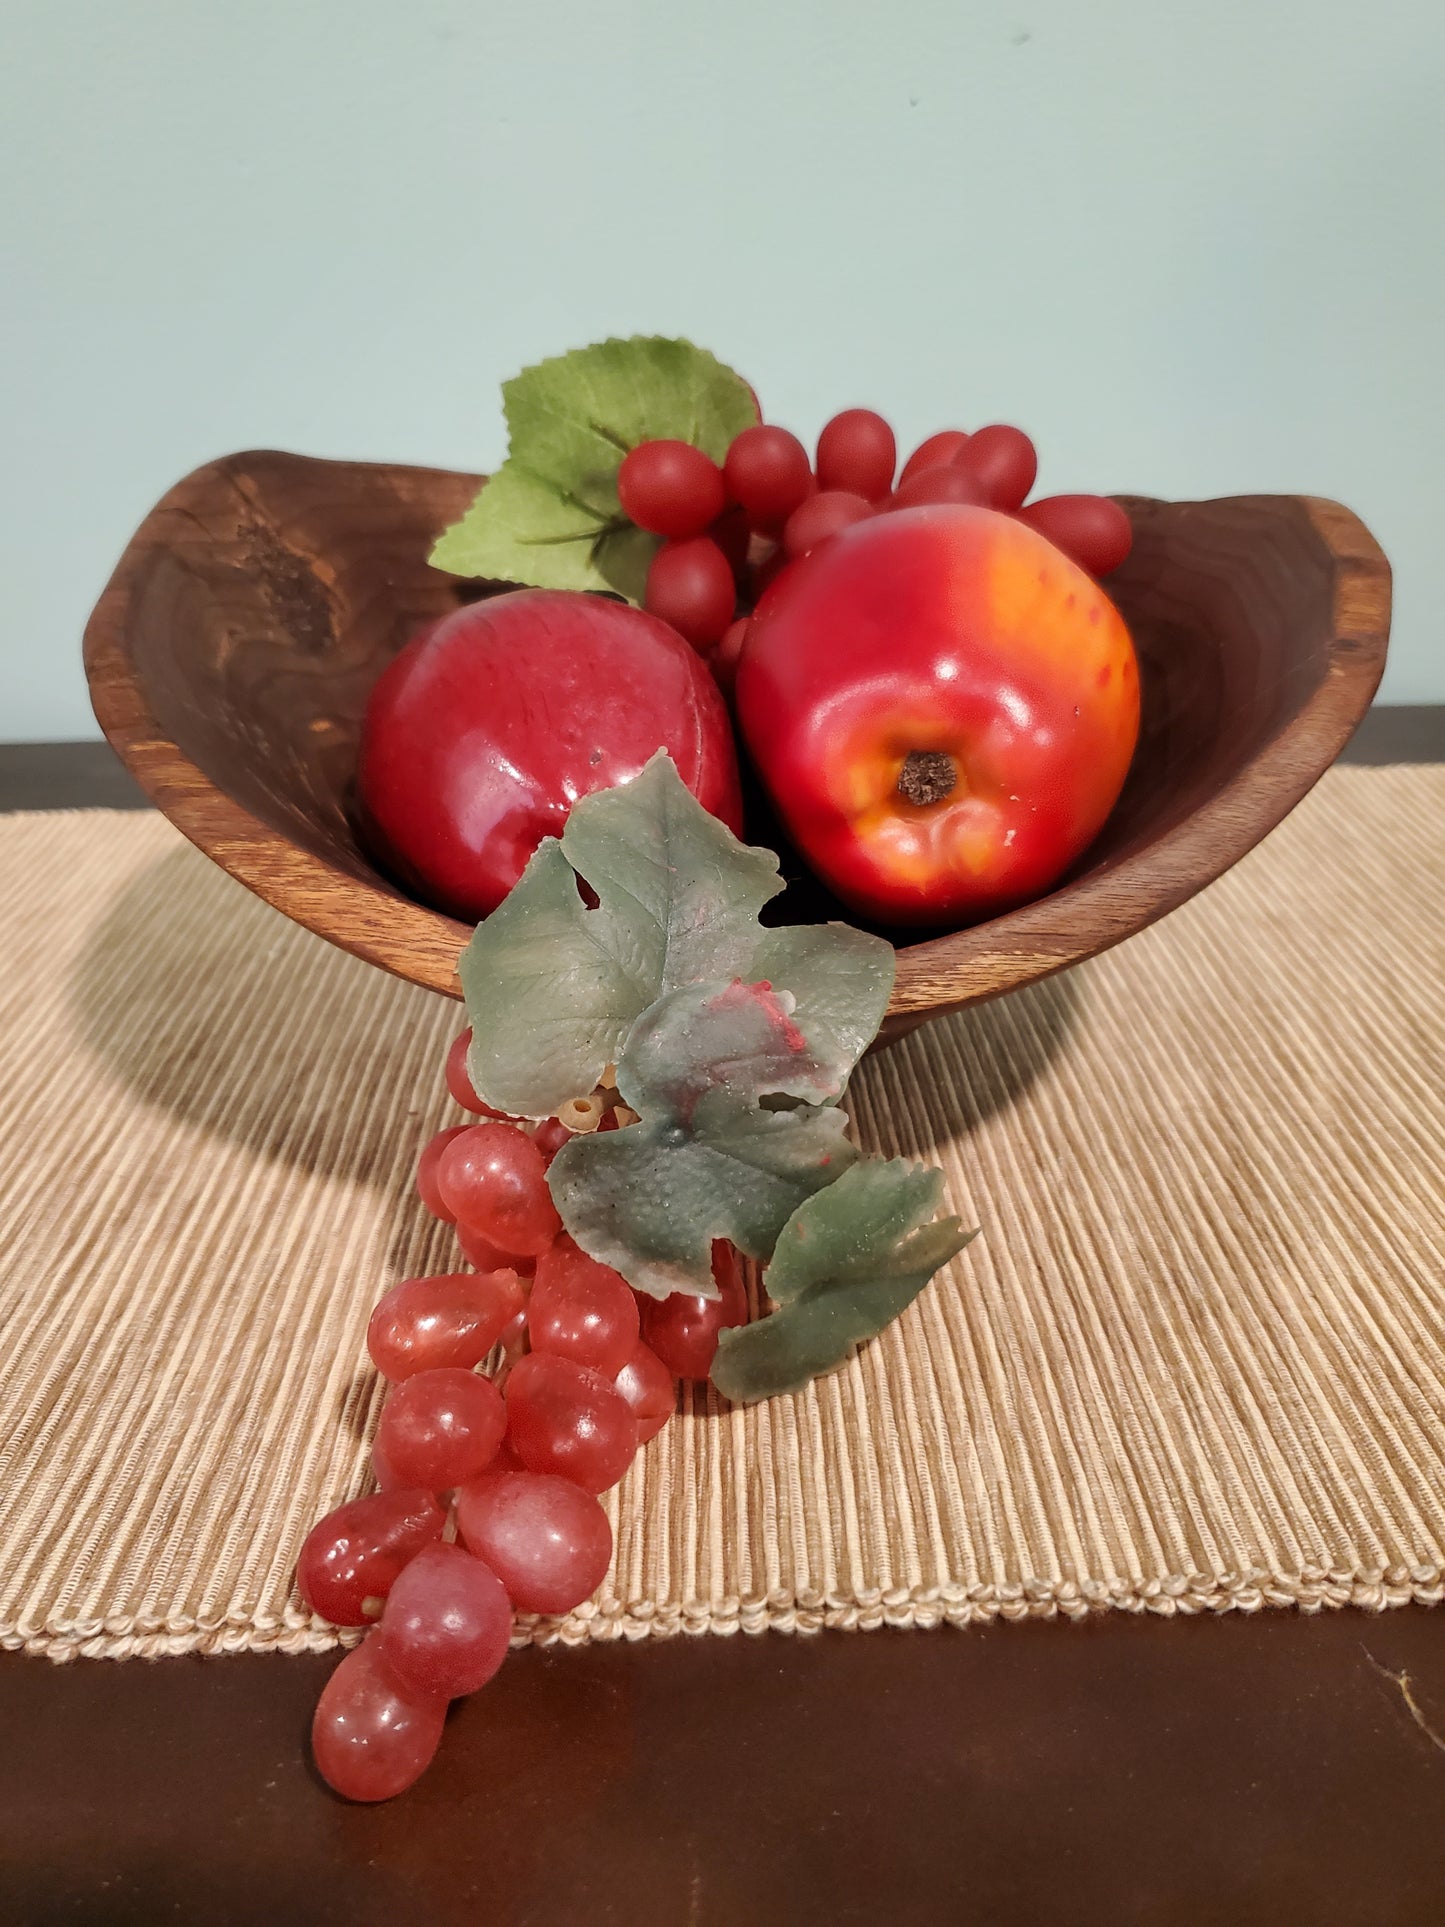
<box><xmin>709</xmin><ymin>1162</ymin><xmax>977</xmax><ymax>1403</ymax></box>
<box><xmin>459</xmin><ymin>839</ymin><xmax>648</xmax><ymax>1119</ymax></box>
<box><xmin>750</xmin><ymin>925</ymin><xmax>896</xmax><ymax>1095</ymax></box>
<box><xmin>559</xmin><ymin>755</ymin><xmax>783</xmax><ymax>998</ymax></box>
<box><xmin>430</xmin><ymin>462</ymin><xmax>658</xmax><ymax>604</ymax></box>
<box><xmin>548</xmin><ymin>979</ymin><xmax>862</xmax><ymax>1299</ymax></box>
<box><xmin>430</xmin><ymin>461</ymin><xmax>596</xmax><ymax>587</ymax></box>
<box><xmin>430</xmin><ymin>336</ymin><xmax>759</xmax><ymax>602</ymax></box>
<box><xmin>589</xmin><ymin>519</ymin><xmax>658</xmax><ymax>604</ymax></box>
<box><xmin>617</xmin><ymin>977</ymin><xmax>844</xmax><ymax>1119</ymax></box>
<box><xmin>501</xmin><ymin>335</ymin><xmax>755</xmax><ymax>503</ymax></box>
<box><xmin>463</xmin><ymin>754</ymin><xmax>895</xmax><ymax>1119</ymax></box>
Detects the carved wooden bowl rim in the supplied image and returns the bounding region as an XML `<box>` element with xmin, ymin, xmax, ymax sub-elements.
<box><xmin>84</xmin><ymin>457</ymin><xmax>1391</xmax><ymax>1027</ymax></box>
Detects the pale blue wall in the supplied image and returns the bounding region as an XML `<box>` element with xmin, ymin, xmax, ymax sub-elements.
<box><xmin>4</xmin><ymin>0</ymin><xmax>1440</xmax><ymax>739</ymax></box>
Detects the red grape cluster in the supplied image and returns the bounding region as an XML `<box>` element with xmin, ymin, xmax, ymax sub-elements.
<box><xmin>300</xmin><ymin>1030</ymin><xmax>747</xmax><ymax>1801</ymax></box>
<box><xmin>617</xmin><ymin>409</ymin><xmax>1133</xmax><ymax>680</ymax></box>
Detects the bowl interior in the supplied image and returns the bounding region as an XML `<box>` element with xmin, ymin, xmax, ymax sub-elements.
<box><xmin>85</xmin><ymin>454</ymin><xmax>1389</xmax><ymax>1028</ymax></box>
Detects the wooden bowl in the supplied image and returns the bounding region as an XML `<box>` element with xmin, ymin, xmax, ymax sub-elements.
<box><xmin>84</xmin><ymin>452</ymin><xmax>1390</xmax><ymax>1044</ymax></box>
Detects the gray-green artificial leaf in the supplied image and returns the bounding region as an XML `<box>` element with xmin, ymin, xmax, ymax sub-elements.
<box><xmin>429</xmin><ymin>336</ymin><xmax>758</xmax><ymax>601</ymax></box>
<box><xmin>709</xmin><ymin>1162</ymin><xmax>977</xmax><ymax>1403</ymax></box>
<box><xmin>559</xmin><ymin>754</ymin><xmax>782</xmax><ymax>995</ymax></box>
<box><xmin>749</xmin><ymin>924</ymin><xmax>895</xmax><ymax>1088</ymax></box>
<box><xmin>459</xmin><ymin>839</ymin><xmax>647</xmax><ymax>1119</ymax></box>
<box><xmin>548</xmin><ymin>978</ymin><xmax>862</xmax><ymax>1298</ymax></box>
<box><xmin>617</xmin><ymin>978</ymin><xmax>844</xmax><ymax>1122</ymax></box>
<box><xmin>462</xmin><ymin>754</ymin><xmax>894</xmax><ymax>1118</ymax></box>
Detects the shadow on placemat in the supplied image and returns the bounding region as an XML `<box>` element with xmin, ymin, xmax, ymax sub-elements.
<box><xmin>66</xmin><ymin>837</ymin><xmax>1084</xmax><ymax>1177</ymax></box>
<box><xmin>860</xmin><ymin>969</ymin><xmax>1084</xmax><ymax>1157</ymax></box>
<box><xmin>67</xmin><ymin>843</ymin><xmax>456</xmax><ymax>1184</ymax></box>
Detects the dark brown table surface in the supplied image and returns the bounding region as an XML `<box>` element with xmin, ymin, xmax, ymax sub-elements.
<box><xmin>3</xmin><ymin>709</ymin><xmax>1442</xmax><ymax>1927</ymax></box>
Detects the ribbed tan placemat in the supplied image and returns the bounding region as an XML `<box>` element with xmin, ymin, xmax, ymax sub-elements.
<box><xmin>2</xmin><ymin>766</ymin><xmax>1442</xmax><ymax>1662</ymax></box>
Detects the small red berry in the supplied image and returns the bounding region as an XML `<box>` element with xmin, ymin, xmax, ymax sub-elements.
<box><xmin>618</xmin><ymin>440</ymin><xmax>726</xmax><ymax>538</ymax></box>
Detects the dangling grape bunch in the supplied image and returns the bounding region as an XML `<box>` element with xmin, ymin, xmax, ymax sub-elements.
<box><xmin>300</xmin><ymin>1032</ymin><xmax>749</xmax><ymax>1802</ymax></box>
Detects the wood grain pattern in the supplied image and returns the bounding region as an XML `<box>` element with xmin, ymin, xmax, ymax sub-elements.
<box><xmin>83</xmin><ymin>454</ymin><xmax>1391</xmax><ymax>1039</ymax></box>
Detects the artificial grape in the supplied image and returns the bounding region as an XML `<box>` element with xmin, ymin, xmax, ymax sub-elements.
<box><xmin>444</xmin><ymin>1029</ymin><xmax>514</xmax><ymax>1118</ymax></box>
<box><xmin>529</xmin><ymin>1236</ymin><xmax>640</xmax><ymax>1377</ymax></box>
<box><xmin>724</xmin><ymin>424</ymin><xmax>815</xmax><ymax>530</ymax></box>
<box><xmin>375</xmin><ymin>1541</ymin><xmax>513</xmax><ymax>1699</ymax></box>
<box><xmin>496</xmin><ymin>1306</ymin><xmax>530</xmax><ymax>1367</ymax></box>
<box><xmin>955</xmin><ymin>424</ymin><xmax>1037</xmax><ymax>511</ymax></box>
<box><xmin>1015</xmin><ymin>494</ymin><xmax>1133</xmax><ymax>575</ymax></box>
<box><xmin>898</xmin><ymin>429</ymin><xmax>971</xmax><ymax>486</ymax></box>
<box><xmin>711</xmin><ymin>618</ymin><xmax>751</xmax><ymax>697</ymax></box>
<box><xmin>457</xmin><ymin>1219</ymin><xmax>537</xmax><ymax>1275</ymax></box>
<box><xmin>640</xmin><ymin>1243</ymin><xmax>748</xmax><ymax>1381</ymax></box>
<box><xmin>709</xmin><ymin>505</ymin><xmax>753</xmax><ymax>583</ymax></box>
<box><xmin>367</xmin><ymin>1269</ymin><xmax>525</xmax><ymax>1382</ymax></box>
<box><xmin>645</xmin><ymin>537</ymin><xmax>736</xmax><ymax>649</ymax></box>
<box><xmin>416</xmin><ymin>1126</ymin><xmax>469</xmax><ymax>1224</ymax></box>
<box><xmin>438</xmin><ymin>1122</ymin><xmax>560</xmax><ymax>1258</ymax></box>
<box><xmin>371</xmin><ymin>1434</ymin><xmax>407</xmax><ymax>1491</ymax></box>
<box><xmin>783</xmin><ymin>490</ymin><xmax>872</xmax><ymax>560</ymax></box>
<box><xmin>531</xmin><ymin>1116</ymin><xmax>573</xmax><ymax>1167</ymax></box>
<box><xmin>504</xmin><ymin>1353</ymin><xmax>637</xmax><ymax>1493</ymax></box>
<box><xmin>618</xmin><ymin>440</ymin><xmax>726</xmax><ymax>539</ymax></box>
<box><xmin>375</xmin><ymin>1366</ymin><xmax>506</xmax><ymax>1489</ymax></box>
<box><xmin>456</xmin><ymin>1470</ymin><xmax>613</xmax><ymax>1615</ymax></box>
<box><xmin>488</xmin><ymin>1435</ymin><xmax>527</xmax><ymax>1473</ymax></box>
<box><xmin>613</xmin><ymin>1340</ymin><xmax>676</xmax><ymax>1445</ymax></box>
<box><xmin>890</xmin><ymin>465</ymin><xmax>989</xmax><ymax>511</ymax></box>
<box><xmin>297</xmin><ymin>1489</ymin><xmax>445</xmax><ymax>1625</ymax></box>
<box><xmin>815</xmin><ymin>409</ymin><xmax>896</xmax><ymax>501</ymax></box>
<box><xmin>312</xmin><ymin>1637</ymin><xmax>447</xmax><ymax>1803</ymax></box>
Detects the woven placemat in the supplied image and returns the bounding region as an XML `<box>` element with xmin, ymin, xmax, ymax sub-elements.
<box><xmin>2</xmin><ymin>766</ymin><xmax>1442</xmax><ymax>1662</ymax></box>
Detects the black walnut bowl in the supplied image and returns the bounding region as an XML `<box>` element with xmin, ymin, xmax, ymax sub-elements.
<box><xmin>83</xmin><ymin>452</ymin><xmax>1391</xmax><ymax>1045</ymax></box>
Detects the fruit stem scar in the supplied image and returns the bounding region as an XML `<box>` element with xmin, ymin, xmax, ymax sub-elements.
<box><xmin>897</xmin><ymin>750</ymin><xmax>957</xmax><ymax>807</ymax></box>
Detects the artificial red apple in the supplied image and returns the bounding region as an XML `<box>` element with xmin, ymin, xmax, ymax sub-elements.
<box><xmin>358</xmin><ymin>590</ymin><xmax>743</xmax><ymax>919</ymax></box>
<box><xmin>735</xmin><ymin>505</ymin><xmax>1139</xmax><ymax>926</ymax></box>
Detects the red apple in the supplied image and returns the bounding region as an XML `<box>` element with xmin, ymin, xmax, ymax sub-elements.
<box><xmin>736</xmin><ymin>506</ymin><xmax>1139</xmax><ymax>926</ymax></box>
<box><xmin>358</xmin><ymin>591</ymin><xmax>744</xmax><ymax>919</ymax></box>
